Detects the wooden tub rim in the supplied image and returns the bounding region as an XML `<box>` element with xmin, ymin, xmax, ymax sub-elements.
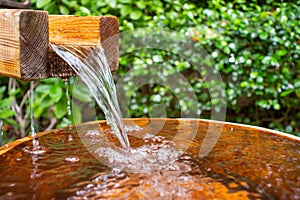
<box><xmin>0</xmin><ymin>118</ymin><xmax>299</xmax><ymax>155</ymax></box>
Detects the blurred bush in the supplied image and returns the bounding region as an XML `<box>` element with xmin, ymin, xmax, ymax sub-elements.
<box><xmin>0</xmin><ymin>0</ymin><xmax>299</xmax><ymax>143</ymax></box>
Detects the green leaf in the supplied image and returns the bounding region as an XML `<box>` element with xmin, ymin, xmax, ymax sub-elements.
<box><xmin>120</xmin><ymin>5</ymin><xmax>132</xmax><ymax>17</ymax></box>
<box><xmin>262</xmin><ymin>56</ymin><xmax>271</xmax><ymax>64</ymax></box>
<box><xmin>8</xmin><ymin>89</ymin><xmax>20</xmax><ymax>96</ymax></box>
<box><xmin>119</xmin><ymin>0</ymin><xmax>132</xmax><ymax>3</ymax></box>
<box><xmin>72</xmin><ymin>103</ymin><xmax>82</xmax><ymax>124</ymax></box>
<box><xmin>280</xmin><ymin>89</ymin><xmax>294</xmax><ymax>97</ymax></box>
<box><xmin>97</xmin><ymin>1</ymin><xmax>108</xmax><ymax>7</ymax></box>
<box><xmin>256</xmin><ymin>99</ymin><xmax>270</xmax><ymax>109</ymax></box>
<box><xmin>260</xmin><ymin>11</ymin><xmax>269</xmax><ymax>18</ymax></box>
<box><xmin>186</xmin><ymin>11</ymin><xmax>194</xmax><ymax>19</ymax></box>
<box><xmin>79</xmin><ymin>6</ymin><xmax>91</xmax><ymax>15</ymax></box>
<box><xmin>276</xmin><ymin>49</ymin><xmax>288</xmax><ymax>57</ymax></box>
<box><xmin>49</xmin><ymin>85</ymin><xmax>63</xmax><ymax>102</ymax></box>
<box><xmin>240</xmin><ymin>81</ymin><xmax>248</xmax><ymax>88</ymax></box>
<box><xmin>108</xmin><ymin>0</ymin><xmax>117</xmax><ymax>8</ymax></box>
<box><xmin>53</xmin><ymin>99</ymin><xmax>67</xmax><ymax>119</ymax></box>
<box><xmin>136</xmin><ymin>1</ymin><xmax>146</xmax><ymax>9</ymax></box>
<box><xmin>282</xmin><ymin>66</ymin><xmax>291</xmax><ymax>79</ymax></box>
<box><xmin>130</xmin><ymin>10</ymin><xmax>142</xmax><ymax>20</ymax></box>
<box><xmin>56</xmin><ymin>117</ymin><xmax>72</xmax><ymax>128</ymax></box>
<box><xmin>44</xmin><ymin>2</ymin><xmax>57</xmax><ymax>14</ymax></box>
<box><xmin>296</xmin><ymin>89</ymin><xmax>300</xmax><ymax>98</ymax></box>
<box><xmin>36</xmin><ymin>0</ymin><xmax>51</xmax><ymax>8</ymax></box>
<box><xmin>250</xmin><ymin>71</ymin><xmax>258</xmax><ymax>79</ymax></box>
<box><xmin>256</xmin><ymin>76</ymin><xmax>263</xmax><ymax>83</ymax></box>
<box><xmin>72</xmin><ymin>86</ymin><xmax>92</xmax><ymax>102</ymax></box>
<box><xmin>59</xmin><ymin>5</ymin><xmax>69</xmax><ymax>15</ymax></box>
<box><xmin>224</xmin><ymin>47</ymin><xmax>230</xmax><ymax>54</ymax></box>
<box><xmin>81</xmin><ymin>0</ymin><xmax>89</xmax><ymax>5</ymax></box>
<box><xmin>0</xmin><ymin>110</ymin><xmax>15</xmax><ymax>118</ymax></box>
<box><xmin>35</xmin><ymin>85</ymin><xmax>51</xmax><ymax>94</ymax></box>
<box><xmin>259</xmin><ymin>31</ymin><xmax>268</xmax><ymax>40</ymax></box>
<box><xmin>211</xmin><ymin>98</ymin><xmax>220</xmax><ymax>105</ymax></box>
<box><xmin>273</xmin><ymin>103</ymin><xmax>281</xmax><ymax>110</ymax></box>
<box><xmin>34</xmin><ymin>97</ymin><xmax>52</xmax><ymax>118</ymax></box>
<box><xmin>294</xmin><ymin>78</ymin><xmax>300</xmax><ymax>88</ymax></box>
<box><xmin>61</xmin><ymin>0</ymin><xmax>78</xmax><ymax>8</ymax></box>
<box><xmin>6</xmin><ymin>119</ymin><xmax>17</xmax><ymax>125</ymax></box>
<box><xmin>0</xmin><ymin>97</ymin><xmax>13</xmax><ymax>108</ymax></box>
<box><xmin>0</xmin><ymin>86</ymin><xmax>6</xmax><ymax>94</ymax></box>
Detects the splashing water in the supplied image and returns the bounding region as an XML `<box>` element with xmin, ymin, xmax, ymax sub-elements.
<box><xmin>96</xmin><ymin>137</ymin><xmax>183</xmax><ymax>173</ymax></box>
<box><xmin>1</xmin><ymin>118</ymin><xmax>299</xmax><ymax>199</ymax></box>
<box><xmin>51</xmin><ymin>45</ymin><xmax>130</xmax><ymax>150</ymax></box>
<box><xmin>51</xmin><ymin>45</ymin><xmax>187</xmax><ymax>176</ymax></box>
<box><xmin>50</xmin><ymin>45</ymin><xmax>187</xmax><ymax>174</ymax></box>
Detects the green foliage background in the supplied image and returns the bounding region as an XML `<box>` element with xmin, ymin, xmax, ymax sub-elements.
<box><xmin>0</xmin><ymin>0</ymin><xmax>299</xmax><ymax>143</ymax></box>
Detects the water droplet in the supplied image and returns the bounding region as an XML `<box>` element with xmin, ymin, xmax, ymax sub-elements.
<box><xmin>85</xmin><ymin>130</ymin><xmax>100</xmax><ymax>137</ymax></box>
<box><xmin>68</xmin><ymin>134</ymin><xmax>73</xmax><ymax>141</ymax></box>
<box><xmin>23</xmin><ymin>145</ymin><xmax>46</xmax><ymax>155</ymax></box>
<box><xmin>64</xmin><ymin>79</ymin><xmax>72</xmax><ymax>116</ymax></box>
<box><xmin>124</xmin><ymin>125</ymin><xmax>143</xmax><ymax>132</ymax></box>
<box><xmin>65</xmin><ymin>155</ymin><xmax>80</xmax><ymax>163</ymax></box>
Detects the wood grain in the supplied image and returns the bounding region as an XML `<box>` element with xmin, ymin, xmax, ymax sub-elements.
<box><xmin>0</xmin><ymin>0</ymin><xmax>31</xmax><ymax>9</ymax></box>
<box><xmin>0</xmin><ymin>9</ymin><xmax>48</xmax><ymax>80</ymax></box>
<box><xmin>0</xmin><ymin>12</ymin><xmax>119</xmax><ymax>81</ymax></box>
<box><xmin>48</xmin><ymin>15</ymin><xmax>119</xmax><ymax>79</ymax></box>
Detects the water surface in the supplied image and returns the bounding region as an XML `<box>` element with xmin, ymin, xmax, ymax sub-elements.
<box><xmin>0</xmin><ymin>118</ymin><xmax>299</xmax><ymax>199</ymax></box>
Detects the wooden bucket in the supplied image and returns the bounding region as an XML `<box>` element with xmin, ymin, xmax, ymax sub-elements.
<box><xmin>0</xmin><ymin>118</ymin><xmax>299</xmax><ymax>199</ymax></box>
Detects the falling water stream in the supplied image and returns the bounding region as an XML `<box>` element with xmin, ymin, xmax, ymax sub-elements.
<box><xmin>51</xmin><ymin>44</ymin><xmax>186</xmax><ymax>173</ymax></box>
<box><xmin>29</xmin><ymin>81</ymin><xmax>35</xmax><ymax>138</ymax></box>
<box><xmin>64</xmin><ymin>79</ymin><xmax>72</xmax><ymax>117</ymax></box>
<box><xmin>23</xmin><ymin>82</ymin><xmax>45</xmax><ymax>154</ymax></box>
<box><xmin>51</xmin><ymin>45</ymin><xmax>130</xmax><ymax>149</ymax></box>
<box><xmin>64</xmin><ymin>78</ymin><xmax>75</xmax><ymax>144</ymax></box>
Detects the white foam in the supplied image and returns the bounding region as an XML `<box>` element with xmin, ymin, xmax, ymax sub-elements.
<box><xmin>124</xmin><ymin>125</ymin><xmax>143</xmax><ymax>132</ymax></box>
<box><xmin>85</xmin><ymin>130</ymin><xmax>101</xmax><ymax>137</ymax></box>
<box><xmin>94</xmin><ymin>136</ymin><xmax>183</xmax><ymax>173</ymax></box>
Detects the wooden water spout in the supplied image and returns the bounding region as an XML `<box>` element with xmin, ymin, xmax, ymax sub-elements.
<box><xmin>0</xmin><ymin>9</ymin><xmax>119</xmax><ymax>81</ymax></box>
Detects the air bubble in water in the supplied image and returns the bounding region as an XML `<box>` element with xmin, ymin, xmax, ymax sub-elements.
<box><xmin>65</xmin><ymin>155</ymin><xmax>80</xmax><ymax>163</ymax></box>
<box><xmin>94</xmin><ymin>137</ymin><xmax>183</xmax><ymax>173</ymax></box>
<box><xmin>23</xmin><ymin>145</ymin><xmax>46</xmax><ymax>155</ymax></box>
<box><xmin>124</xmin><ymin>125</ymin><xmax>143</xmax><ymax>132</ymax></box>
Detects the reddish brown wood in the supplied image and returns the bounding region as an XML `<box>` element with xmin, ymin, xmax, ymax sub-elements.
<box><xmin>0</xmin><ymin>12</ymin><xmax>119</xmax><ymax>81</ymax></box>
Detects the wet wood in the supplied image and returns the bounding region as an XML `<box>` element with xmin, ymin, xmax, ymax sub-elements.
<box><xmin>1</xmin><ymin>118</ymin><xmax>299</xmax><ymax>155</ymax></box>
<box><xmin>0</xmin><ymin>9</ymin><xmax>48</xmax><ymax>80</ymax></box>
<box><xmin>0</xmin><ymin>11</ymin><xmax>119</xmax><ymax>81</ymax></box>
<box><xmin>0</xmin><ymin>118</ymin><xmax>299</xmax><ymax>199</ymax></box>
<box><xmin>0</xmin><ymin>0</ymin><xmax>31</xmax><ymax>9</ymax></box>
<box><xmin>48</xmin><ymin>15</ymin><xmax>119</xmax><ymax>79</ymax></box>
<box><xmin>0</xmin><ymin>130</ymin><xmax>51</xmax><ymax>155</ymax></box>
